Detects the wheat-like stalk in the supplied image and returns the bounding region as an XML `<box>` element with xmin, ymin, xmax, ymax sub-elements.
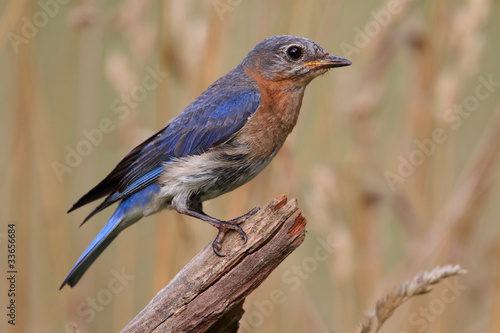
<box><xmin>354</xmin><ymin>265</ymin><xmax>467</xmax><ymax>333</ymax></box>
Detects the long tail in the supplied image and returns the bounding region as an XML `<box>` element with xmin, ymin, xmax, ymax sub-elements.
<box><xmin>60</xmin><ymin>211</ymin><xmax>125</xmax><ymax>289</ymax></box>
<box><xmin>60</xmin><ymin>183</ymin><xmax>161</xmax><ymax>289</ymax></box>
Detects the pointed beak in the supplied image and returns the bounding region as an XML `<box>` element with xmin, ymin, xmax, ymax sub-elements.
<box><xmin>304</xmin><ymin>54</ymin><xmax>352</xmax><ymax>69</ymax></box>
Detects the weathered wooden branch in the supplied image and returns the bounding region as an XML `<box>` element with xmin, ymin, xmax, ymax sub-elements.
<box><xmin>122</xmin><ymin>195</ymin><xmax>307</xmax><ymax>333</ymax></box>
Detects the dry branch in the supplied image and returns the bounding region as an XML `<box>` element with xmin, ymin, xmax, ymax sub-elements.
<box><xmin>122</xmin><ymin>195</ymin><xmax>307</xmax><ymax>333</ymax></box>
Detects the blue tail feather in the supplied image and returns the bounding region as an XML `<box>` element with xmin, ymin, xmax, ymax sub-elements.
<box><xmin>60</xmin><ymin>183</ymin><xmax>161</xmax><ymax>289</ymax></box>
<box><xmin>60</xmin><ymin>210</ymin><xmax>124</xmax><ymax>289</ymax></box>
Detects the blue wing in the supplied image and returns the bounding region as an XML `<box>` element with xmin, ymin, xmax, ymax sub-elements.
<box><xmin>68</xmin><ymin>85</ymin><xmax>261</xmax><ymax>223</ymax></box>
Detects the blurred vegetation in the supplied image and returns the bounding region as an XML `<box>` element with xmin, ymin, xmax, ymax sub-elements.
<box><xmin>1</xmin><ymin>0</ymin><xmax>500</xmax><ymax>332</ymax></box>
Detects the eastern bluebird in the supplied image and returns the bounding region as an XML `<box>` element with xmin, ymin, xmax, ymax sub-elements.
<box><xmin>60</xmin><ymin>35</ymin><xmax>351</xmax><ymax>289</ymax></box>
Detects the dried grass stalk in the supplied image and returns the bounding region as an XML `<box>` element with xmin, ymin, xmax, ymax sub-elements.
<box><xmin>354</xmin><ymin>265</ymin><xmax>467</xmax><ymax>333</ymax></box>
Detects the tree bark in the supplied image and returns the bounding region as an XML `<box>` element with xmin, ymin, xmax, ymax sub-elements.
<box><xmin>122</xmin><ymin>195</ymin><xmax>307</xmax><ymax>333</ymax></box>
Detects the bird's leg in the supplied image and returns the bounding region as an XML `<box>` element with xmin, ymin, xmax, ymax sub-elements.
<box><xmin>172</xmin><ymin>198</ymin><xmax>260</xmax><ymax>256</ymax></box>
<box><xmin>227</xmin><ymin>207</ymin><xmax>261</xmax><ymax>224</ymax></box>
<box><xmin>188</xmin><ymin>207</ymin><xmax>260</xmax><ymax>256</ymax></box>
<box><xmin>210</xmin><ymin>207</ymin><xmax>261</xmax><ymax>254</ymax></box>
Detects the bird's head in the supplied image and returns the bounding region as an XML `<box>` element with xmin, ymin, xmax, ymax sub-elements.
<box><xmin>242</xmin><ymin>35</ymin><xmax>351</xmax><ymax>85</ymax></box>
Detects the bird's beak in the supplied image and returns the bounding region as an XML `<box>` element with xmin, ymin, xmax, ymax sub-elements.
<box><xmin>304</xmin><ymin>54</ymin><xmax>352</xmax><ymax>69</ymax></box>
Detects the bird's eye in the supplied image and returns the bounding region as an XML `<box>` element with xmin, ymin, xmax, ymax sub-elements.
<box><xmin>286</xmin><ymin>46</ymin><xmax>302</xmax><ymax>60</ymax></box>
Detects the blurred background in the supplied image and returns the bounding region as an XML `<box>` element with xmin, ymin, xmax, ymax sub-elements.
<box><xmin>1</xmin><ymin>0</ymin><xmax>500</xmax><ymax>332</ymax></box>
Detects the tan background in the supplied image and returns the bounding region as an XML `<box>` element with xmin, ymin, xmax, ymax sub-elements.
<box><xmin>1</xmin><ymin>0</ymin><xmax>500</xmax><ymax>332</ymax></box>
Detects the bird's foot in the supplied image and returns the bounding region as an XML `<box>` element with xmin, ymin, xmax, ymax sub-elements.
<box><xmin>211</xmin><ymin>207</ymin><xmax>260</xmax><ymax>256</ymax></box>
<box><xmin>228</xmin><ymin>207</ymin><xmax>260</xmax><ymax>224</ymax></box>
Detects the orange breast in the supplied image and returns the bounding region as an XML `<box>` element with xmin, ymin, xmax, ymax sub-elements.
<box><xmin>236</xmin><ymin>68</ymin><xmax>306</xmax><ymax>159</ymax></box>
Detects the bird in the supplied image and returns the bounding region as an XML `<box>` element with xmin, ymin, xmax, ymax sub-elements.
<box><xmin>60</xmin><ymin>35</ymin><xmax>351</xmax><ymax>289</ymax></box>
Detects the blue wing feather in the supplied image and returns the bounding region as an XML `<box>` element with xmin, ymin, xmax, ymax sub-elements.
<box><xmin>72</xmin><ymin>80</ymin><xmax>261</xmax><ymax>222</ymax></box>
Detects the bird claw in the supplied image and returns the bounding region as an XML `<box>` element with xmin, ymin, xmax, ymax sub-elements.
<box><xmin>212</xmin><ymin>238</ymin><xmax>224</xmax><ymax>257</ymax></box>
<box><xmin>211</xmin><ymin>223</ymin><xmax>248</xmax><ymax>257</ymax></box>
<box><xmin>211</xmin><ymin>209</ymin><xmax>258</xmax><ymax>256</ymax></box>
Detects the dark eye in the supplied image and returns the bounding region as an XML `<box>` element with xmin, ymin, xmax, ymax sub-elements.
<box><xmin>286</xmin><ymin>46</ymin><xmax>302</xmax><ymax>60</ymax></box>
